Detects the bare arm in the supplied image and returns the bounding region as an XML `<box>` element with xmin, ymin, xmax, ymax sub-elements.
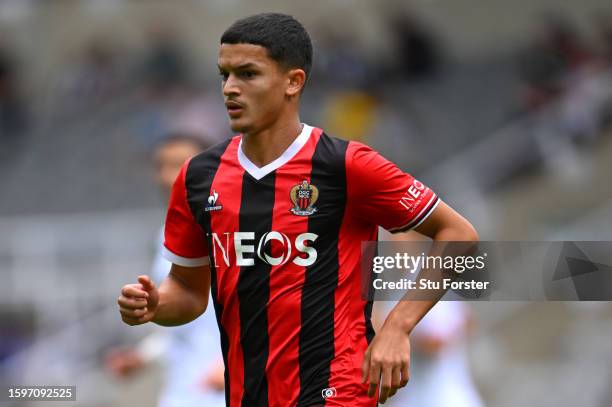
<box><xmin>362</xmin><ymin>200</ymin><xmax>478</xmax><ymax>403</ymax></box>
<box><xmin>118</xmin><ymin>263</ymin><xmax>211</xmax><ymax>327</ymax></box>
<box><xmin>153</xmin><ymin>263</ymin><xmax>211</xmax><ymax>326</ymax></box>
<box><xmin>385</xmin><ymin>200</ymin><xmax>479</xmax><ymax>334</ymax></box>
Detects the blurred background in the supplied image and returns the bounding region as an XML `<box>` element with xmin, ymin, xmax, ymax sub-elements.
<box><xmin>1</xmin><ymin>0</ymin><xmax>612</xmax><ymax>406</ymax></box>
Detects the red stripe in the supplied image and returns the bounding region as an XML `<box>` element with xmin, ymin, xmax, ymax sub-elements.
<box><xmin>164</xmin><ymin>157</ymin><xmax>209</xmax><ymax>260</ymax></box>
<box><xmin>266</xmin><ymin>128</ymin><xmax>320</xmax><ymax>406</ymax></box>
<box><xmin>210</xmin><ymin>137</ymin><xmax>245</xmax><ymax>407</ymax></box>
<box><xmin>327</xmin><ymin>199</ymin><xmax>378</xmax><ymax>404</ymax></box>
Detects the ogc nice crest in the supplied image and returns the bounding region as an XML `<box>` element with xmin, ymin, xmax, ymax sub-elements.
<box><xmin>290</xmin><ymin>180</ymin><xmax>319</xmax><ymax>216</ymax></box>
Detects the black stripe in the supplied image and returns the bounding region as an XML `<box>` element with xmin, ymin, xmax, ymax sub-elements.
<box><xmin>298</xmin><ymin>134</ymin><xmax>348</xmax><ymax>407</ymax></box>
<box><xmin>185</xmin><ymin>137</ymin><xmax>232</xmax><ymax>406</ymax></box>
<box><xmin>238</xmin><ymin>172</ymin><xmax>276</xmax><ymax>407</ymax></box>
<box><xmin>210</xmin><ymin>268</ymin><xmax>231</xmax><ymax>407</ymax></box>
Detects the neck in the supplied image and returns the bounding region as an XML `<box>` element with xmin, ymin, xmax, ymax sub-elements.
<box><xmin>241</xmin><ymin>116</ymin><xmax>303</xmax><ymax>168</ymax></box>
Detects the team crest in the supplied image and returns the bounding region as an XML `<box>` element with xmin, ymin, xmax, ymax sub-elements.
<box><xmin>290</xmin><ymin>180</ymin><xmax>319</xmax><ymax>216</ymax></box>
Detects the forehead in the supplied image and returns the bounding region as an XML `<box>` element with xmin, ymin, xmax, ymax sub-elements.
<box><xmin>218</xmin><ymin>43</ymin><xmax>277</xmax><ymax>69</ymax></box>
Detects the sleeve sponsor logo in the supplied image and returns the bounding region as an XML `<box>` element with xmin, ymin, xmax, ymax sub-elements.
<box><xmin>399</xmin><ymin>180</ymin><xmax>426</xmax><ymax>213</ymax></box>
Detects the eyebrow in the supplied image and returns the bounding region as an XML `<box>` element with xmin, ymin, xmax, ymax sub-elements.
<box><xmin>217</xmin><ymin>63</ymin><xmax>259</xmax><ymax>71</ymax></box>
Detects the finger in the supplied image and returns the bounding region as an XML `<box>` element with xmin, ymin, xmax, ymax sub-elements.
<box><xmin>121</xmin><ymin>310</ymin><xmax>152</xmax><ymax>325</ymax></box>
<box><xmin>392</xmin><ymin>365</ymin><xmax>401</xmax><ymax>388</ymax></box>
<box><xmin>388</xmin><ymin>366</ymin><xmax>401</xmax><ymax>398</ymax></box>
<box><xmin>367</xmin><ymin>362</ymin><xmax>381</xmax><ymax>398</ymax></box>
<box><xmin>120</xmin><ymin>314</ymin><xmax>143</xmax><ymax>326</ymax></box>
<box><xmin>119</xmin><ymin>306</ymin><xmax>148</xmax><ymax>318</ymax></box>
<box><xmin>378</xmin><ymin>365</ymin><xmax>392</xmax><ymax>404</ymax></box>
<box><xmin>117</xmin><ymin>296</ymin><xmax>148</xmax><ymax>309</ymax></box>
<box><xmin>121</xmin><ymin>284</ymin><xmax>148</xmax><ymax>299</ymax></box>
<box><xmin>361</xmin><ymin>348</ymin><xmax>371</xmax><ymax>383</ymax></box>
<box><xmin>137</xmin><ymin>275</ymin><xmax>155</xmax><ymax>292</ymax></box>
<box><xmin>400</xmin><ymin>361</ymin><xmax>410</xmax><ymax>387</ymax></box>
<box><xmin>137</xmin><ymin>314</ymin><xmax>152</xmax><ymax>324</ymax></box>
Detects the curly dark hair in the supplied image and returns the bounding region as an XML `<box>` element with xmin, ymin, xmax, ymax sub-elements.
<box><xmin>220</xmin><ymin>13</ymin><xmax>313</xmax><ymax>83</ymax></box>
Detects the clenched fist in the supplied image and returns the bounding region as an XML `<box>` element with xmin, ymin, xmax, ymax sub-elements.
<box><xmin>118</xmin><ymin>275</ymin><xmax>159</xmax><ymax>325</ymax></box>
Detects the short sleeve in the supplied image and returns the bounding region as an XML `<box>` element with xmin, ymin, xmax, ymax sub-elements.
<box><xmin>346</xmin><ymin>142</ymin><xmax>439</xmax><ymax>233</ymax></box>
<box><xmin>162</xmin><ymin>159</ymin><xmax>210</xmax><ymax>267</ymax></box>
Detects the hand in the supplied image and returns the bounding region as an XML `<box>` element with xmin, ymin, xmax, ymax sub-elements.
<box><xmin>118</xmin><ymin>275</ymin><xmax>159</xmax><ymax>325</ymax></box>
<box><xmin>199</xmin><ymin>360</ymin><xmax>225</xmax><ymax>392</ymax></box>
<box><xmin>361</xmin><ymin>320</ymin><xmax>410</xmax><ymax>404</ymax></box>
<box><xmin>105</xmin><ymin>347</ymin><xmax>145</xmax><ymax>377</ymax></box>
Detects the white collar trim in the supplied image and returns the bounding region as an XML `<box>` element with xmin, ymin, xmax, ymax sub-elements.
<box><xmin>237</xmin><ymin>124</ymin><xmax>313</xmax><ymax>180</ymax></box>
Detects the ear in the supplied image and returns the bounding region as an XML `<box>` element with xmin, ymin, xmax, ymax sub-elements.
<box><xmin>286</xmin><ymin>68</ymin><xmax>306</xmax><ymax>97</ymax></box>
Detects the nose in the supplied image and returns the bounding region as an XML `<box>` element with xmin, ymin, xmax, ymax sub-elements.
<box><xmin>222</xmin><ymin>73</ymin><xmax>240</xmax><ymax>97</ymax></box>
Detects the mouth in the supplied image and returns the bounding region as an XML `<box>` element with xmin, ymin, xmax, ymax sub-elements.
<box><xmin>225</xmin><ymin>101</ymin><xmax>244</xmax><ymax>118</ymax></box>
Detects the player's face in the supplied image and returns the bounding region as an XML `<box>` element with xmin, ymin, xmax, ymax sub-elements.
<box><xmin>154</xmin><ymin>140</ymin><xmax>201</xmax><ymax>196</ymax></box>
<box><xmin>218</xmin><ymin>43</ymin><xmax>290</xmax><ymax>133</ymax></box>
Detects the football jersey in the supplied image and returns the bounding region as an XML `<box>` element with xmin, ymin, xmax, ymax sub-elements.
<box><xmin>163</xmin><ymin>124</ymin><xmax>439</xmax><ymax>407</ymax></box>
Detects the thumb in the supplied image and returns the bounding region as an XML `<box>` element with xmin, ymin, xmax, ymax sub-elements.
<box><xmin>137</xmin><ymin>275</ymin><xmax>155</xmax><ymax>292</ymax></box>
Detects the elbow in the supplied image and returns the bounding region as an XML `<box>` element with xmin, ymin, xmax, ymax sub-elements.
<box><xmin>202</xmin><ymin>298</ymin><xmax>210</xmax><ymax>315</ymax></box>
<box><xmin>196</xmin><ymin>296</ymin><xmax>209</xmax><ymax>318</ymax></box>
<box><xmin>453</xmin><ymin>212</ymin><xmax>479</xmax><ymax>242</ymax></box>
<box><xmin>463</xmin><ymin>223</ymin><xmax>479</xmax><ymax>243</ymax></box>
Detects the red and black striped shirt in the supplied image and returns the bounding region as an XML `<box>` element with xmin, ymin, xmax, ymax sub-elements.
<box><xmin>163</xmin><ymin>124</ymin><xmax>439</xmax><ymax>406</ymax></box>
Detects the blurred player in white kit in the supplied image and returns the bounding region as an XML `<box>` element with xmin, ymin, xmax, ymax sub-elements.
<box><xmin>106</xmin><ymin>134</ymin><xmax>226</xmax><ymax>407</ymax></box>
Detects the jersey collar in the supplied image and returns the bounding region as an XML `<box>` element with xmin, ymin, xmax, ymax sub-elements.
<box><xmin>237</xmin><ymin>124</ymin><xmax>313</xmax><ymax>180</ymax></box>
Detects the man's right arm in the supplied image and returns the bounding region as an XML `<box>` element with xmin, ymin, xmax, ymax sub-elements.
<box><xmin>153</xmin><ymin>263</ymin><xmax>211</xmax><ymax>326</ymax></box>
<box><xmin>118</xmin><ymin>263</ymin><xmax>211</xmax><ymax>327</ymax></box>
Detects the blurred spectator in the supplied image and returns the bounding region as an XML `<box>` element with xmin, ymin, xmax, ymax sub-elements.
<box><xmin>514</xmin><ymin>12</ymin><xmax>612</xmax><ymax>173</ymax></box>
<box><xmin>0</xmin><ymin>311</ymin><xmax>33</xmax><ymax>365</ymax></box>
<box><xmin>56</xmin><ymin>38</ymin><xmax>120</xmax><ymax>115</ymax></box>
<box><xmin>542</xmin><ymin>14</ymin><xmax>593</xmax><ymax>70</ymax></box>
<box><xmin>140</xmin><ymin>25</ymin><xmax>190</xmax><ymax>98</ymax></box>
<box><xmin>518</xmin><ymin>13</ymin><xmax>593</xmax><ymax>112</ymax></box>
<box><xmin>517</xmin><ymin>46</ymin><xmax>565</xmax><ymax>112</ymax></box>
<box><xmin>311</xmin><ymin>27</ymin><xmax>373</xmax><ymax>89</ymax></box>
<box><xmin>0</xmin><ymin>40</ymin><xmax>27</xmax><ymax>147</ymax></box>
<box><xmin>386</xmin><ymin>301</ymin><xmax>484</xmax><ymax>407</ymax></box>
<box><xmin>387</xmin><ymin>10</ymin><xmax>441</xmax><ymax>81</ymax></box>
<box><xmin>593</xmin><ymin>12</ymin><xmax>612</xmax><ymax>66</ymax></box>
<box><xmin>105</xmin><ymin>135</ymin><xmax>225</xmax><ymax>407</ymax></box>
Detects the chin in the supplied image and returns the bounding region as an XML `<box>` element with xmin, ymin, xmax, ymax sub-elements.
<box><xmin>229</xmin><ymin>119</ymin><xmax>251</xmax><ymax>134</ymax></box>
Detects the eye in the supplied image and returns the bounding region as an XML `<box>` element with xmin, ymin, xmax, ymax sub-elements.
<box><xmin>240</xmin><ymin>71</ymin><xmax>255</xmax><ymax>79</ymax></box>
<box><xmin>219</xmin><ymin>71</ymin><xmax>229</xmax><ymax>81</ymax></box>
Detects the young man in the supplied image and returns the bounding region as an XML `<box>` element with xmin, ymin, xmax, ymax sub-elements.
<box><xmin>118</xmin><ymin>13</ymin><xmax>478</xmax><ymax>406</ymax></box>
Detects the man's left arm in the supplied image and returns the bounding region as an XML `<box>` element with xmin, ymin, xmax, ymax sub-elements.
<box><xmin>361</xmin><ymin>200</ymin><xmax>478</xmax><ymax>403</ymax></box>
